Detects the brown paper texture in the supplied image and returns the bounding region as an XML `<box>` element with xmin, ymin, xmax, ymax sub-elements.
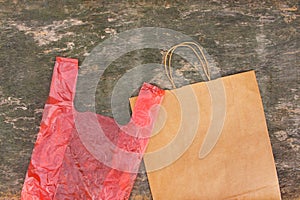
<box><xmin>130</xmin><ymin>71</ymin><xmax>281</xmax><ymax>200</ymax></box>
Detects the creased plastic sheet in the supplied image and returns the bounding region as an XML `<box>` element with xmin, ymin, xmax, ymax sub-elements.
<box><xmin>21</xmin><ymin>57</ymin><xmax>164</xmax><ymax>200</ymax></box>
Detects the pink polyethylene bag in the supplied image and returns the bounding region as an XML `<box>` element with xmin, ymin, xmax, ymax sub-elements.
<box><xmin>21</xmin><ymin>57</ymin><xmax>164</xmax><ymax>200</ymax></box>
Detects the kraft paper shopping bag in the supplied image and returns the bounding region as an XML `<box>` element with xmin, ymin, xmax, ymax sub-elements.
<box><xmin>130</xmin><ymin>42</ymin><xmax>281</xmax><ymax>200</ymax></box>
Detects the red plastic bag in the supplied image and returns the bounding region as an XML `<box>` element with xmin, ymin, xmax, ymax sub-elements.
<box><xmin>21</xmin><ymin>57</ymin><xmax>164</xmax><ymax>200</ymax></box>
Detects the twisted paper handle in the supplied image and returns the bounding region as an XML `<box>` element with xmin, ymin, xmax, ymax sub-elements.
<box><xmin>164</xmin><ymin>42</ymin><xmax>211</xmax><ymax>88</ymax></box>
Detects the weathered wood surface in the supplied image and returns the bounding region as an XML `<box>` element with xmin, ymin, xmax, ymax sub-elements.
<box><xmin>0</xmin><ymin>0</ymin><xmax>299</xmax><ymax>199</ymax></box>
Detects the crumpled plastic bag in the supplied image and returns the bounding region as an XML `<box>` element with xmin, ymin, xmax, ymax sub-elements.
<box><xmin>21</xmin><ymin>57</ymin><xmax>165</xmax><ymax>200</ymax></box>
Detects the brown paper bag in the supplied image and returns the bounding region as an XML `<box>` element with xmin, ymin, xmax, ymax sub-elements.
<box><xmin>130</xmin><ymin>43</ymin><xmax>281</xmax><ymax>199</ymax></box>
